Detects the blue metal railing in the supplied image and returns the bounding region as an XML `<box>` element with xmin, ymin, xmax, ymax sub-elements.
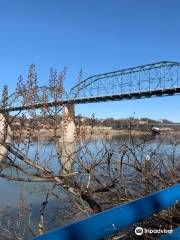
<box><xmin>33</xmin><ymin>184</ymin><xmax>180</xmax><ymax>240</ymax></box>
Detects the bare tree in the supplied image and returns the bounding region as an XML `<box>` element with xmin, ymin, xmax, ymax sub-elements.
<box><xmin>0</xmin><ymin>65</ymin><xmax>179</xmax><ymax>239</ymax></box>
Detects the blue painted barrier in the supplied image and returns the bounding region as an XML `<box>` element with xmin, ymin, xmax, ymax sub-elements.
<box><xmin>33</xmin><ymin>184</ymin><xmax>180</xmax><ymax>240</ymax></box>
<box><xmin>160</xmin><ymin>227</ymin><xmax>180</xmax><ymax>240</ymax></box>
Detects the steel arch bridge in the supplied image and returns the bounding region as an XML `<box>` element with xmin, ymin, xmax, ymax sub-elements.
<box><xmin>1</xmin><ymin>61</ymin><xmax>180</xmax><ymax>112</ymax></box>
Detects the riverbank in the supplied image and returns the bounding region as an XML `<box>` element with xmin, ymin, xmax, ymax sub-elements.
<box><xmin>85</xmin><ymin>127</ymin><xmax>151</xmax><ymax>138</ymax></box>
<box><xmin>12</xmin><ymin>127</ymin><xmax>150</xmax><ymax>141</ymax></box>
<box><xmin>11</xmin><ymin>127</ymin><xmax>180</xmax><ymax>141</ymax></box>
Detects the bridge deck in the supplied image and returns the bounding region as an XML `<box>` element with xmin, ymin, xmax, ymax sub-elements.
<box><xmin>2</xmin><ymin>87</ymin><xmax>180</xmax><ymax>113</ymax></box>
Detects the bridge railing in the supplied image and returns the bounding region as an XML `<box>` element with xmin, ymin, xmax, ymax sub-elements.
<box><xmin>33</xmin><ymin>184</ymin><xmax>179</xmax><ymax>240</ymax></box>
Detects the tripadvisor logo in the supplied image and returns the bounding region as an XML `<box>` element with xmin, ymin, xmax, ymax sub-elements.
<box><xmin>135</xmin><ymin>227</ymin><xmax>173</xmax><ymax>235</ymax></box>
<box><xmin>135</xmin><ymin>227</ymin><xmax>143</xmax><ymax>235</ymax></box>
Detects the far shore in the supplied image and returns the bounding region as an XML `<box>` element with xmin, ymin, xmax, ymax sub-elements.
<box><xmin>11</xmin><ymin>127</ymin><xmax>180</xmax><ymax>141</ymax></box>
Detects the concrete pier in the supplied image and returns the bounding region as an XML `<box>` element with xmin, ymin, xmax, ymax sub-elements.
<box><xmin>0</xmin><ymin>113</ymin><xmax>11</xmax><ymax>164</ymax></box>
<box><xmin>56</xmin><ymin>104</ymin><xmax>76</xmax><ymax>173</ymax></box>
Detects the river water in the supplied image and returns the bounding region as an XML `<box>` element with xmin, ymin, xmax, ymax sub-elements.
<box><xmin>0</xmin><ymin>134</ymin><xmax>179</xmax><ymax>238</ymax></box>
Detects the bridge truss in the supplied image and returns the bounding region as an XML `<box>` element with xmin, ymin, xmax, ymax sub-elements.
<box><xmin>1</xmin><ymin>61</ymin><xmax>180</xmax><ymax>112</ymax></box>
<box><xmin>70</xmin><ymin>61</ymin><xmax>180</xmax><ymax>102</ymax></box>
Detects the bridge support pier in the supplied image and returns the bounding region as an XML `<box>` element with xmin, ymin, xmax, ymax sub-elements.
<box><xmin>0</xmin><ymin>113</ymin><xmax>11</xmax><ymax>165</ymax></box>
<box><xmin>56</xmin><ymin>104</ymin><xmax>76</xmax><ymax>173</ymax></box>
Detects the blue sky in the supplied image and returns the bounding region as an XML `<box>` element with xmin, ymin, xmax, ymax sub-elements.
<box><xmin>0</xmin><ymin>0</ymin><xmax>180</xmax><ymax>121</ymax></box>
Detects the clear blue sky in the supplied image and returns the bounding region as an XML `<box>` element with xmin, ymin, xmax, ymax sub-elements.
<box><xmin>0</xmin><ymin>0</ymin><xmax>180</xmax><ymax>121</ymax></box>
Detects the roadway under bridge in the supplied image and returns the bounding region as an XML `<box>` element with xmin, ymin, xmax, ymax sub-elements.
<box><xmin>1</xmin><ymin>61</ymin><xmax>180</xmax><ymax>112</ymax></box>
